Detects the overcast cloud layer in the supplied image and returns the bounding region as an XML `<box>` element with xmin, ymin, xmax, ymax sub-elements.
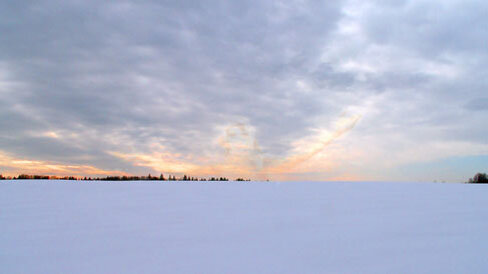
<box><xmin>1</xmin><ymin>0</ymin><xmax>487</xmax><ymax>181</ymax></box>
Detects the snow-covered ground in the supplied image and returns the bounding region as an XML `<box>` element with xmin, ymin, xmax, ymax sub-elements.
<box><xmin>1</xmin><ymin>181</ymin><xmax>487</xmax><ymax>273</ymax></box>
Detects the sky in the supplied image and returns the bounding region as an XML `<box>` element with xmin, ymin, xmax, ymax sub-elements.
<box><xmin>0</xmin><ymin>0</ymin><xmax>487</xmax><ymax>182</ymax></box>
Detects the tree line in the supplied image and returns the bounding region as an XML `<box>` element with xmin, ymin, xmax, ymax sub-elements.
<box><xmin>0</xmin><ymin>173</ymin><xmax>251</xmax><ymax>182</ymax></box>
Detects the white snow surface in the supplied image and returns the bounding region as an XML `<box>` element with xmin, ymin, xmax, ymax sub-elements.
<box><xmin>1</xmin><ymin>181</ymin><xmax>488</xmax><ymax>273</ymax></box>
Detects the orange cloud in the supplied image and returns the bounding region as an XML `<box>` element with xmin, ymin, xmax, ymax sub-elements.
<box><xmin>216</xmin><ymin>122</ymin><xmax>265</xmax><ymax>177</ymax></box>
<box><xmin>264</xmin><ymin>114</ymin><xmax>361</xmax><ymax>174</ymax></box>
<box><xmin>0</xmin><ymin>151</ymin><xmax>127</xmax><ymax>177</ymax></box>
<box><xmin>108</xmin><ymin>151</ymin><xmax>199</xmax><ymax>174</ymax></box>
<box><xmin>107</xmin><ymin>115</ymin><xmax>360</xmax><ymax>181</ymax></box>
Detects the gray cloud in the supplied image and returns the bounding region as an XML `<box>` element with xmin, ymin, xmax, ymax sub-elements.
<box><xmin>465</xmin><ymin>98</ymin><xmax>488</xmax><ymax>111</ymax></box>
<box><xmin>0</xmin><ymin>0</ymin><xmax>487</xmax><ymax>180</ymax></box>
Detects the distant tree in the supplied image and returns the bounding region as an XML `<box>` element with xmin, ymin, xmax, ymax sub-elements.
<box><xmin>468</xmin><ymin>173</ymin><xmax>488</xmax><ymax>183</ymax></box>
<box><xmin>160</xmin><ymin>173</ymin><xmax>165</xmax><ymax>181</ymax></box>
